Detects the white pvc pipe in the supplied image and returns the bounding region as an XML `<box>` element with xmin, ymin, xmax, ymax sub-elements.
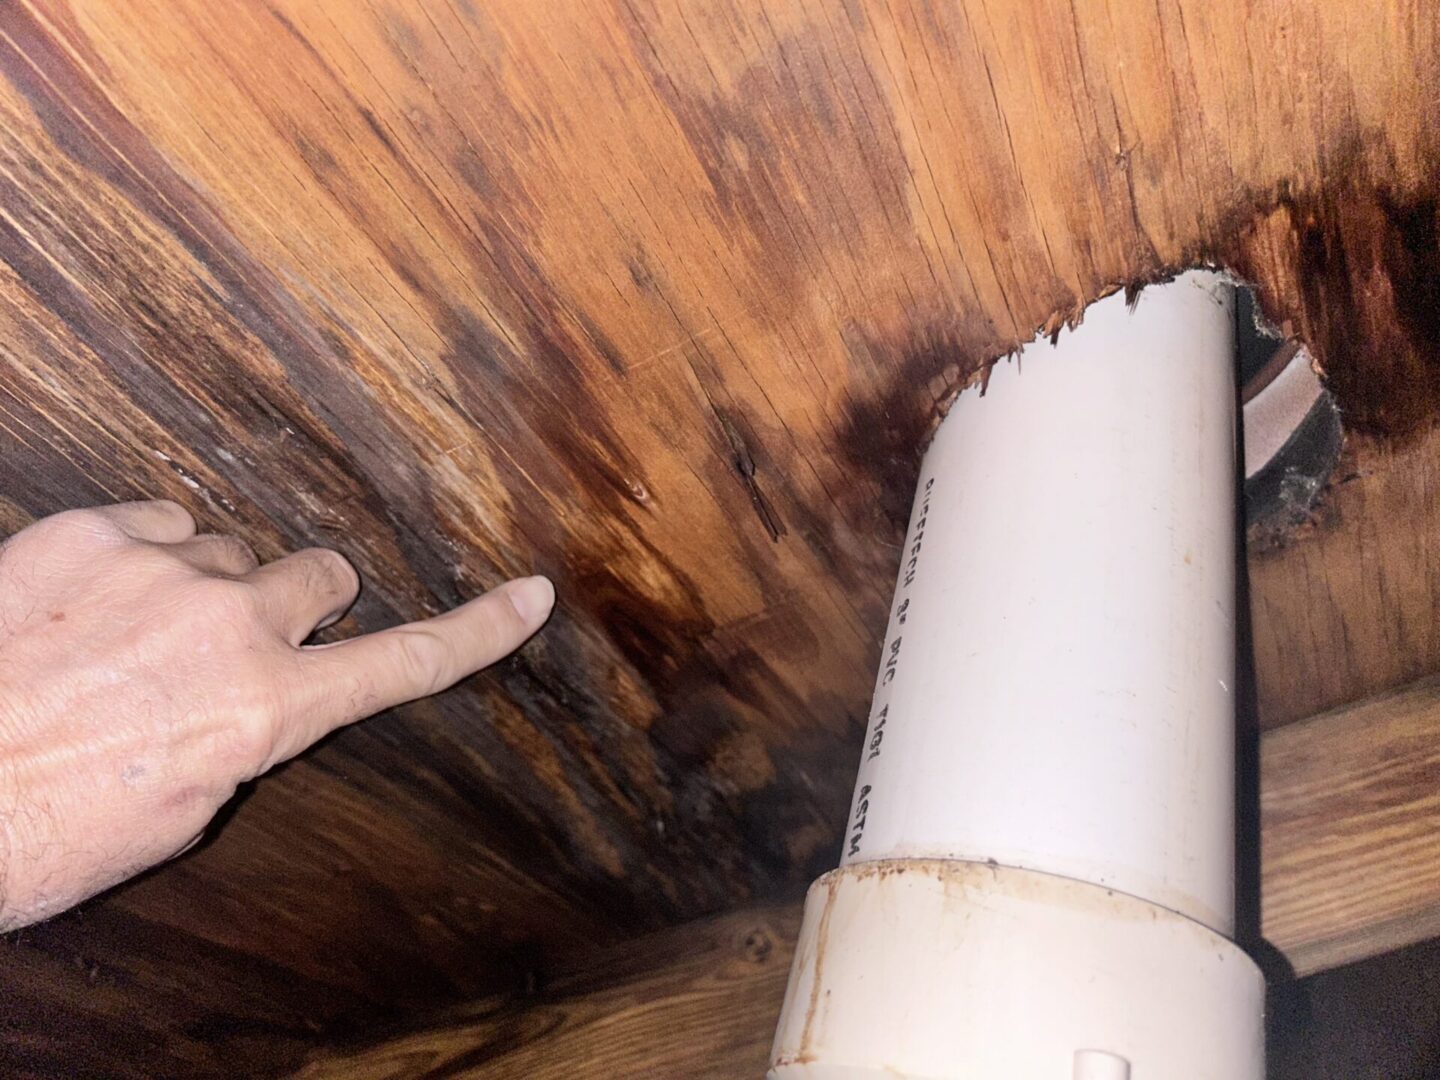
<box><xmin>770</xmin><ymin>272</ymin><xmax>1264</xmax><ymax>1079</ymax></box>
<box><xmin>842</xmin><ymin>271</ymin><xmax>1237</xmax><ymax>931</ymax></box>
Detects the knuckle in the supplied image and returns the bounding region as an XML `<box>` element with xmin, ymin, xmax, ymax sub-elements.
<box><xmin>146</xmin><ymin>499</ymin><xmax>195</xmax><ymax>534</ymax></box>
<box><xmin>150</xmin><ymin>498</ymin><xmax>189</xmax><ymax>519</ymax></box>
<box><xmin>471</xmin><ymin>609</ymin><xmax>513</xmax><ymax>660</ymax></box>
<box><xmin>210</xmin><ymin>657</ymin><xmax>299</xmax><ymax>775</ymax></box>
<box><xmin>302</xmin><ymin>548</ymin><xmax>358</xmax><ymax>596</ymax></box>
<box><xmin>214</xmin><ymin>535</ymin><xmax>259</xmax><ymax>570</ymax></box>
<box><xmin>35</xmin><ymin>508</ymin><xmax>125</xmax><ymax>548</ymax></box>
<box><xmin>390</xmin><ymin>628</ymin><xmax>450</xmax><ymax>696</ymax></box>
<box><xmin>223</xmin><ymin>695</ymin><xmax>281</xmax><ymax>775</ymax></box>
<box><xmin>213</xmin><ymin>579</ymin><xmax>268</xmax><ymax>623</ymax></box>
<box><xmin>180</xmin><ymin>578</ymin><xmax>270</xmax><ymax>636</ymax></box>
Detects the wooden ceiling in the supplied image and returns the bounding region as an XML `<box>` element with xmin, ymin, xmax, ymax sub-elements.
<box><xmin>0</xmin><ymin>0</ymin><xmax>1435</xmax><ymax>1076</ymax></box>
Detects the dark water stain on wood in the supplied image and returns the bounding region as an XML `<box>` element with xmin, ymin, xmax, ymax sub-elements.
<box><xmin>1228</xmin><ymin>173</ymin><xmax>1440</xmax><ymax>442</ymax></box>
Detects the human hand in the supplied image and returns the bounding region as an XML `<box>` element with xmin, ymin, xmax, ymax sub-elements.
<box><xmin>0</xmin><ymin>500</ymin><xmax>553</xmax><ymax>930</ymax></box>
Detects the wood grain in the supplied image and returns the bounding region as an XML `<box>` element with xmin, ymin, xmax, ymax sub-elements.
<box><xmin>0</xmin><ymin>0</ymin><xmax>1434</xmax><ymax>1075</ymax></box>
<box><xmin>1262</xmin><ymin>673</ymin><xmax>1440</xmax><ymax>976</ymax></box>
<box><xmin>1250</xmin><ymin>429</ymin><xmax>1440</xmax><ymax>728</ymax></box>
<box><xmin>291</xmin><ymin>904</ymin><xmax>800</xmax><ymax>1080</ymax></box>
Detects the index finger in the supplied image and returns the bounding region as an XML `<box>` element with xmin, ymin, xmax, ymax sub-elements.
<box><xmin>275</xmin><ymin>575</ymin><xmax>555</xmax><ymax>760</ymax></box>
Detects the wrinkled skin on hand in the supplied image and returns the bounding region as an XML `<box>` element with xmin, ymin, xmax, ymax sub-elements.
<box><xmin>0</xmin><ymin>501</ymin><xmax>553</xmax><ymax>929</ymax></box>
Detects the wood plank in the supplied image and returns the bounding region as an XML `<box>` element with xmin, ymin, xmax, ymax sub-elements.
<box><xmin>0</xmin><ymin>0</ymin><xmax>1434</xmax><ymax>1074</ymax></box>
<box><xmin>1251</xmin><ymin>429</ymin><xmax>1440</xmax><ymax>728</ymax></box>
<box><xmin>292</xmin><ymin>904</ymin><xmax>801</xmax><ymax>1080</ymax></box>
<box><xmin>1261</xmin><ymin>674</ymin><xmax>1440</xmax><ymax>976</ymax></box>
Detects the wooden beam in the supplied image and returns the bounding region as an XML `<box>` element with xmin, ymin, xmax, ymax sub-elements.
<box><xmin>1250</xmin><ymin>429</ymin><xmax>1440</xmax><ymax>729</ymax></box>
<box><xmin>1261</xmin><ymin>674</ymin><xmax>1440</xmax><ymax>975</ymax></box>
<box><xmin>294</xmin><ymin>905</ymin><xmax>802</xmax><ymax>1080</ymax></box>
<box><xmin>296</xmin><ymin>678</ymin><xmax>1440</xmax><ymax>1074</ymax></box>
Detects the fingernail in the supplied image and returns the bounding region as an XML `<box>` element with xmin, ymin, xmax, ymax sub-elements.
<box><xmin>508</xmin><ymin>575</ymin><xmax>555</xmax><ymax>626</ymax></box>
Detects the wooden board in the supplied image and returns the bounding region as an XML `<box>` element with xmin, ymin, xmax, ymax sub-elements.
<box><xmin>293</xmin><ymin>904</ymin><xmax>801</xmax><ymax>1080</ymax></box>
<box><xmin>0</xmin><ymin>0</ymin><xmax>1436</xmax><ymax>1075</ymax></box>
<box><xmin>1261</xmin><ymin>673</ymin><xmax>1440</xmax><ymax>975</ymax></box>
<box><xmin>1251</xmin><ymin>428</ymin><xmax>1440</xmax><ymax>728</ymax></box>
